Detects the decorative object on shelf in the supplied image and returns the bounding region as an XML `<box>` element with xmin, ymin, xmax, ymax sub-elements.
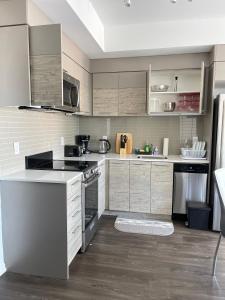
<box><xmin>163</xmin><ymin>138</ymin><xmax>169</xmax><ymax>157</ymax></box>
<box><xmin>163</xmin><ymin>102</ymin><xmax>176</xmax><ymax>112</ymax></box>
<box><xmin>174</xmin><ymin>76</ymin><xmax>178</xmax><ymax>92</ymax></box>
<box><xmin>151</xmin><ymin>84</ymin><xmax>169</xmax><ymax>92</ymax></box>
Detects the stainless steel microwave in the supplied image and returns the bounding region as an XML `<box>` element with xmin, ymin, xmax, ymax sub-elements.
<box><xmin>62</xmin><ymin>71</ymin><xmax>80</xmax><ymax>113</ymax></box>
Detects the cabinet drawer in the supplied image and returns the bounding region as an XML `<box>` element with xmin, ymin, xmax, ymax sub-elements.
<box><xmin>67</xmin><ymin>219</ymin><xmax>82</xmax><ymax>244</ymax></box>
<box><xmin>68</xmin><ymin>233</ymin><xmax>82</xmax><ymax>265</ymax></box>
<box><xmin>67</xmin><ymin>194</ymin><xmax>81</xmax><ymax>215</ymax></box>
<box><xmin>151</xmin><ymin>163</ymin><xmax>173</xmax><ymax>182</ymax></box>
<box><xmin>67</xmin><ymin>178</ymin><xmax>81</xmax><ymax>199</ymax></box>
<box><xmin>67</xmin><ymin>208</ymin><xmax>81</xmax><ymax>233</ymax></box>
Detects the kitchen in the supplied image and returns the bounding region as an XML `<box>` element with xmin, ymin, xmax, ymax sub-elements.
<box><xmin>0</xmin><ymin>0</ymin><xmax>225</xmax><ymax>299</ymax></box>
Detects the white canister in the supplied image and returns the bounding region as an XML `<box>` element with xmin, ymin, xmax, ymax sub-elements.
<box><xmin>163</xmin><ymin>138</ymin><xmax>169</xmax><ymax>157</ymax></box>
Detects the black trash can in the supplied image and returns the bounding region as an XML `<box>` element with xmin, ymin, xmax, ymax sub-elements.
<box><xmin>186</xmin><ymin>201</ymin><xmax>211</xmax><ymax>230</ymax></box>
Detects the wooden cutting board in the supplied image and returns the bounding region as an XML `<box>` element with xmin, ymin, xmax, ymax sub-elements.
<box><xmin>116</xmin><ymin>133</ymin><xmax>133</xmax><ymax>154</ymax></box>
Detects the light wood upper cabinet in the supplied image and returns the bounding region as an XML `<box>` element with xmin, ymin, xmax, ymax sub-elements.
<box><xmin>118</xmin><ymin>72</ymin><xmax>147</xmax><ymax>116</ymax></box>
<box><xmin>93</xmin><ymin>73</ymin><xmax>119</xmax><ymax>116</ymax></box>
<box><xmin>109</xmin><ymin>160</ymin><xmax>130</xmax><ymax>211</ymax></box>
<box><xmin>30</xmin><ymin>24</ymin><xmax>63</xmax><ymax>107</ymax></box>
<box><xmin>130</xmin><ymin>161</ymin><xmax>151</xmax><ymax>213</ymax></box>
<box><xmin>151</xmin><ymin>162</ymin><xmax>173</xmax><ymax>215</ymax></box>
<box><xmin>0</xmin><ymin>25</ymin><xmax>31</xmax><ymax>107</ymax></box>
<box><xmin>93</xmin><ymin>71</ymin><xmax>147</xmax><ymax>116</ymax></box>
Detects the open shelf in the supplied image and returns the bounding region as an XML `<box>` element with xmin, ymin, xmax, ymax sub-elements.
<box><xmin>150</xmin><ymin>91</ymin><xmax>200</xmax><ymax>95</ymax></box>
<box><xmin>148</xmin><ymin>63</ymin><xmax>205</xmax><ymax>116</ymax></box>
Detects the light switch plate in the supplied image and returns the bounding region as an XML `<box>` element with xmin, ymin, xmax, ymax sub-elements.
<box><xmin>13</xmin><ymin>142</ymin><xmax>20</xmax><ymax>155</ymax></box>
<box><xmin>60</xmin><ymin>136</ymin><xmax>65</xmax><ymax>146</ymax></box>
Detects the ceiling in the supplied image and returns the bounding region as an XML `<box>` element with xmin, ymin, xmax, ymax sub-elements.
<box><xmin>90</xmin><ymin>0</ymin><xmax>225</xmax><ymax>26</ymax></box>
<box><xmin>33</xmin><ymin>0</ymin><xmax>225</xmax><ymax>59</ymax></box>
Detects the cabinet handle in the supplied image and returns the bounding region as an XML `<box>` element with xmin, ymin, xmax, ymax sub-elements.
<box><xmin>71</xmin><ymin>195</ymin><xmax>80</xmax><ymax>202</ymax></box>
<box><xmin>72</xmin><ymin>225</ymin><xmax>81</xmax><ymax>234</ymax></box>
<box><xmin>71</xmin><ymin>180</ymin><xmax>80</xmax><ymax>186</ymax></box>
<box><xmin>72</xmin><ymin>210</ymin><xmax>81</xmax><ymax>218</ymax></box>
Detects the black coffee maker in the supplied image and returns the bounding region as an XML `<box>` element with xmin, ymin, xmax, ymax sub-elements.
<box><xmin>76</xmin><ymin>135</ymin><xmax>90</xmax><ymax>154</ymax></box>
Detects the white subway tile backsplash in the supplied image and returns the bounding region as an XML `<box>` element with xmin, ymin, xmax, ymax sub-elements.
<box><xmin>0</xmin><ymin>108</ymin><xmax>79</xmax><ymax>176</ymax></box>
<box><xmin>79</xmin><ymin>116</ymin><xmax>203</xmax><ymax>155</ymax></box>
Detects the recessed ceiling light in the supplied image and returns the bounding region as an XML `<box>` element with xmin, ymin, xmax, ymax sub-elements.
<box><xmin>170</xmin><ymin>0</ymin><xmax>193</xmax><ymax>3</ymax></box>
<box><xmin>124</xmin><ymin>0</ymin><xmax>131</xmax><ymax>7</ymax></box>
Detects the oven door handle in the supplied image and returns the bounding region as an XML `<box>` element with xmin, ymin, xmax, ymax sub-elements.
<box><xmin>82</xmin><ymin>173</ymin><xmax>101</xmax><ymax>188</ymax></box>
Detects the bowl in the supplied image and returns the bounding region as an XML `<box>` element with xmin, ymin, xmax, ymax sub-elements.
<box><xmin>163</xmin><ymin>102</ymin><xmax>176</xmax><ymax>112</ymax></box>
<box><xmin>151</xmin><ymin>84</ymin><xmax>169</xmax><ymax>92</ymax></box>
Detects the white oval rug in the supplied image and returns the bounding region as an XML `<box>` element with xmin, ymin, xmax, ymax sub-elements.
<box><xmin>114</xmin><ymin>217</ymin><xmax>174</xmax><ymax>236</ymax></box>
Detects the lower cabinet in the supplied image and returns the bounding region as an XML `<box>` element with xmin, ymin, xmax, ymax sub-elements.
<box><xmin>1</xmin><ymin>175</ymin><xmax>82</xmax><ymax>280</ymax></box>
<box><xmin>130</xmin><ymin>161</ymin><xmax>151</xmax><ymax>213</ymax></box>
<box><xmin>109</xmin><ymin>160</ymin><xmax>173</xmax><ymax>215</ymax></box>
<box><xmin>151</xmin><ymin>162</ymin><xmax>173</xmax><ymax>215</ymax></box>
<box><xmin>109</xmin><ymin>160</ymin><xmax>130</xmax><ymax>211</ymax></box>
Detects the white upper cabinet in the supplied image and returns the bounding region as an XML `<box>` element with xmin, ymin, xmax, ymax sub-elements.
<box><xmin>0</xmin><ymin>25</ymin><xmax>31</xmax><ymax>106</ymax></box>
<box><xmin>148</xmin><ymin>62</ymin><xmax>206</xmax><ymax>116</ymax></box>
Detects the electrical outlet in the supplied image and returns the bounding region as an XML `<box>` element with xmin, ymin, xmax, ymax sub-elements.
<box><xmin>13</xmin><ymin>142</ymin><xmax>20</xmax><ymax>155</ymax></box>
<box><xmin>60</xmin><ymin>136</ymin><xmax>65</xmax><ymax>146</ymax></box>
<box><xmin>102</xmin><ymin>136</ymin><xmax>108</xmax><ymax>140</ymax></box>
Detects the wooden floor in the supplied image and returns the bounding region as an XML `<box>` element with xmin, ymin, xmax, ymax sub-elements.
<box><xmin>0</xmin><ymin>216</ymin><xmax>225</xmax><ymax>300</ymax></box>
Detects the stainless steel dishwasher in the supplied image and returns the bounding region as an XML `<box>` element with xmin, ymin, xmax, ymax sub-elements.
<box><xmin>173</xmin><ymin>164</ymin><xmax>209</xmax><ymax>215</ymax></box>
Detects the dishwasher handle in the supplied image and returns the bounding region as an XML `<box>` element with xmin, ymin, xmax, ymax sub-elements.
<box><xmin>174</xmin><ymin>163</ymin><xmax>209</xmax><ymax>174</ymax></box>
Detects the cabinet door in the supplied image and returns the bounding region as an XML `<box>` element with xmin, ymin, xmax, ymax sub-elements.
<box><xmin>109</xmin><ymin>160</ymin><xmax>129</xmax><ymax>211</ymax></box>
<box><xmin>79</xmin><ymin>70</ymin><xmax>92</xmax><ymax>115</ymax></box>
<box><xmin>130</xmin><ymin>161</ymin><xmax>151</xmax><ymax>213</ymax></box>
<box><xmin>30</xmin><ymin>24</ymin><xmax>63</xmax><ymax>107</ymax></box>
<box><xmin>93</xmin><ymin>73</ymin><xmax>119</xmax><ymax>116</ymax></box>
<box><xmin>0</xmin><ymin>25</ymin><xmax>31</xmax><ymax>106</ymax></box>
<box><xmin>151</xmin><ymin>163</ymin><xmax>173</xmax><ymax>215</ymax></box>
<box><xmin>118</xmin><ymin>72</ymin><xmax>147</xmax><ymax>116</ymax></box>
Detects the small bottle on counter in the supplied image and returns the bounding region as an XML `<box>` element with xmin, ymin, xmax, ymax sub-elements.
<box><xmin>153</xmin><ymin>146</ymin><xmax>159</xmax><ymax>156</ymax></box>
<box><xmin>144</xmin><ymin>142</ymin><xmax>150</xmax><ymax>153</ymax></box>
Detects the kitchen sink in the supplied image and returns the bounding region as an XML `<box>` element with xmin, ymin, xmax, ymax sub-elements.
<box><xmin>136</xmin><ymin>155</ymin><xmax>168</xmax><ymax>160</ymax></box>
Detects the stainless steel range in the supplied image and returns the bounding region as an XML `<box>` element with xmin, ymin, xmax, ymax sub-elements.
<box><xmin>25</xmin><ymin>151</ymin><xmax>100</xmax><ymax>252</ymax></box>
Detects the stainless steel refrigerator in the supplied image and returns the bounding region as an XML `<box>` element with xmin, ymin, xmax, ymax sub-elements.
<box><xmin>210</xmin><ymin>94</ymin><xmax>225</xmax><ymax>231</ymax></box>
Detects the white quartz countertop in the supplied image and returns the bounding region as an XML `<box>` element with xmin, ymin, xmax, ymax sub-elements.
<box><xmin>57</xmin><ymin>153</ymin><xmax>210</xmax><ymax>164</ymax></box>
<box><xmin>1</xmin><ymin>170</ymin><xmax>82</xmax><ymax>184</ymax></box>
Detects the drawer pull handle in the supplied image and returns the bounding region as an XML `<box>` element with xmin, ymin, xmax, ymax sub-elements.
<box><xmin>72</xmin><ymin>210</ymin><xmax>81</xmax><ymax>218</ymax></box>
<box><xmin>72</xmin><ymin>225</ymin><xmax>81</xmax><ymax>234</ymax></box>
<box><xmin>71</xmin><ymin>180</ymin><xmax>79</xmax><ymax>186</ymax></box>
<box><xmin>71</xmin><ymin>195</ymin><xmax>80</xmax><ymax>202</ymax></box>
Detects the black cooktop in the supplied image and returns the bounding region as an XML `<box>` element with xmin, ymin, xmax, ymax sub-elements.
<box><xmin>25</xmin><ymin>151</ymin><xmax>97</xmax><ymax>172</ymax></box>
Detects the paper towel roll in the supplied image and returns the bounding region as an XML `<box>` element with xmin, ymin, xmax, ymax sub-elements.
<box><xmin>163</xmin><ymin>138</ymin><xmax>169</xmax><ymax>157</ymax></box>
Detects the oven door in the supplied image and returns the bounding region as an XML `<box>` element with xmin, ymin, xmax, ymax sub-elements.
<box><xmin>81</xmin><ymin>173</ymin><xmax>100</xmax><ymax>252</ymax></box>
